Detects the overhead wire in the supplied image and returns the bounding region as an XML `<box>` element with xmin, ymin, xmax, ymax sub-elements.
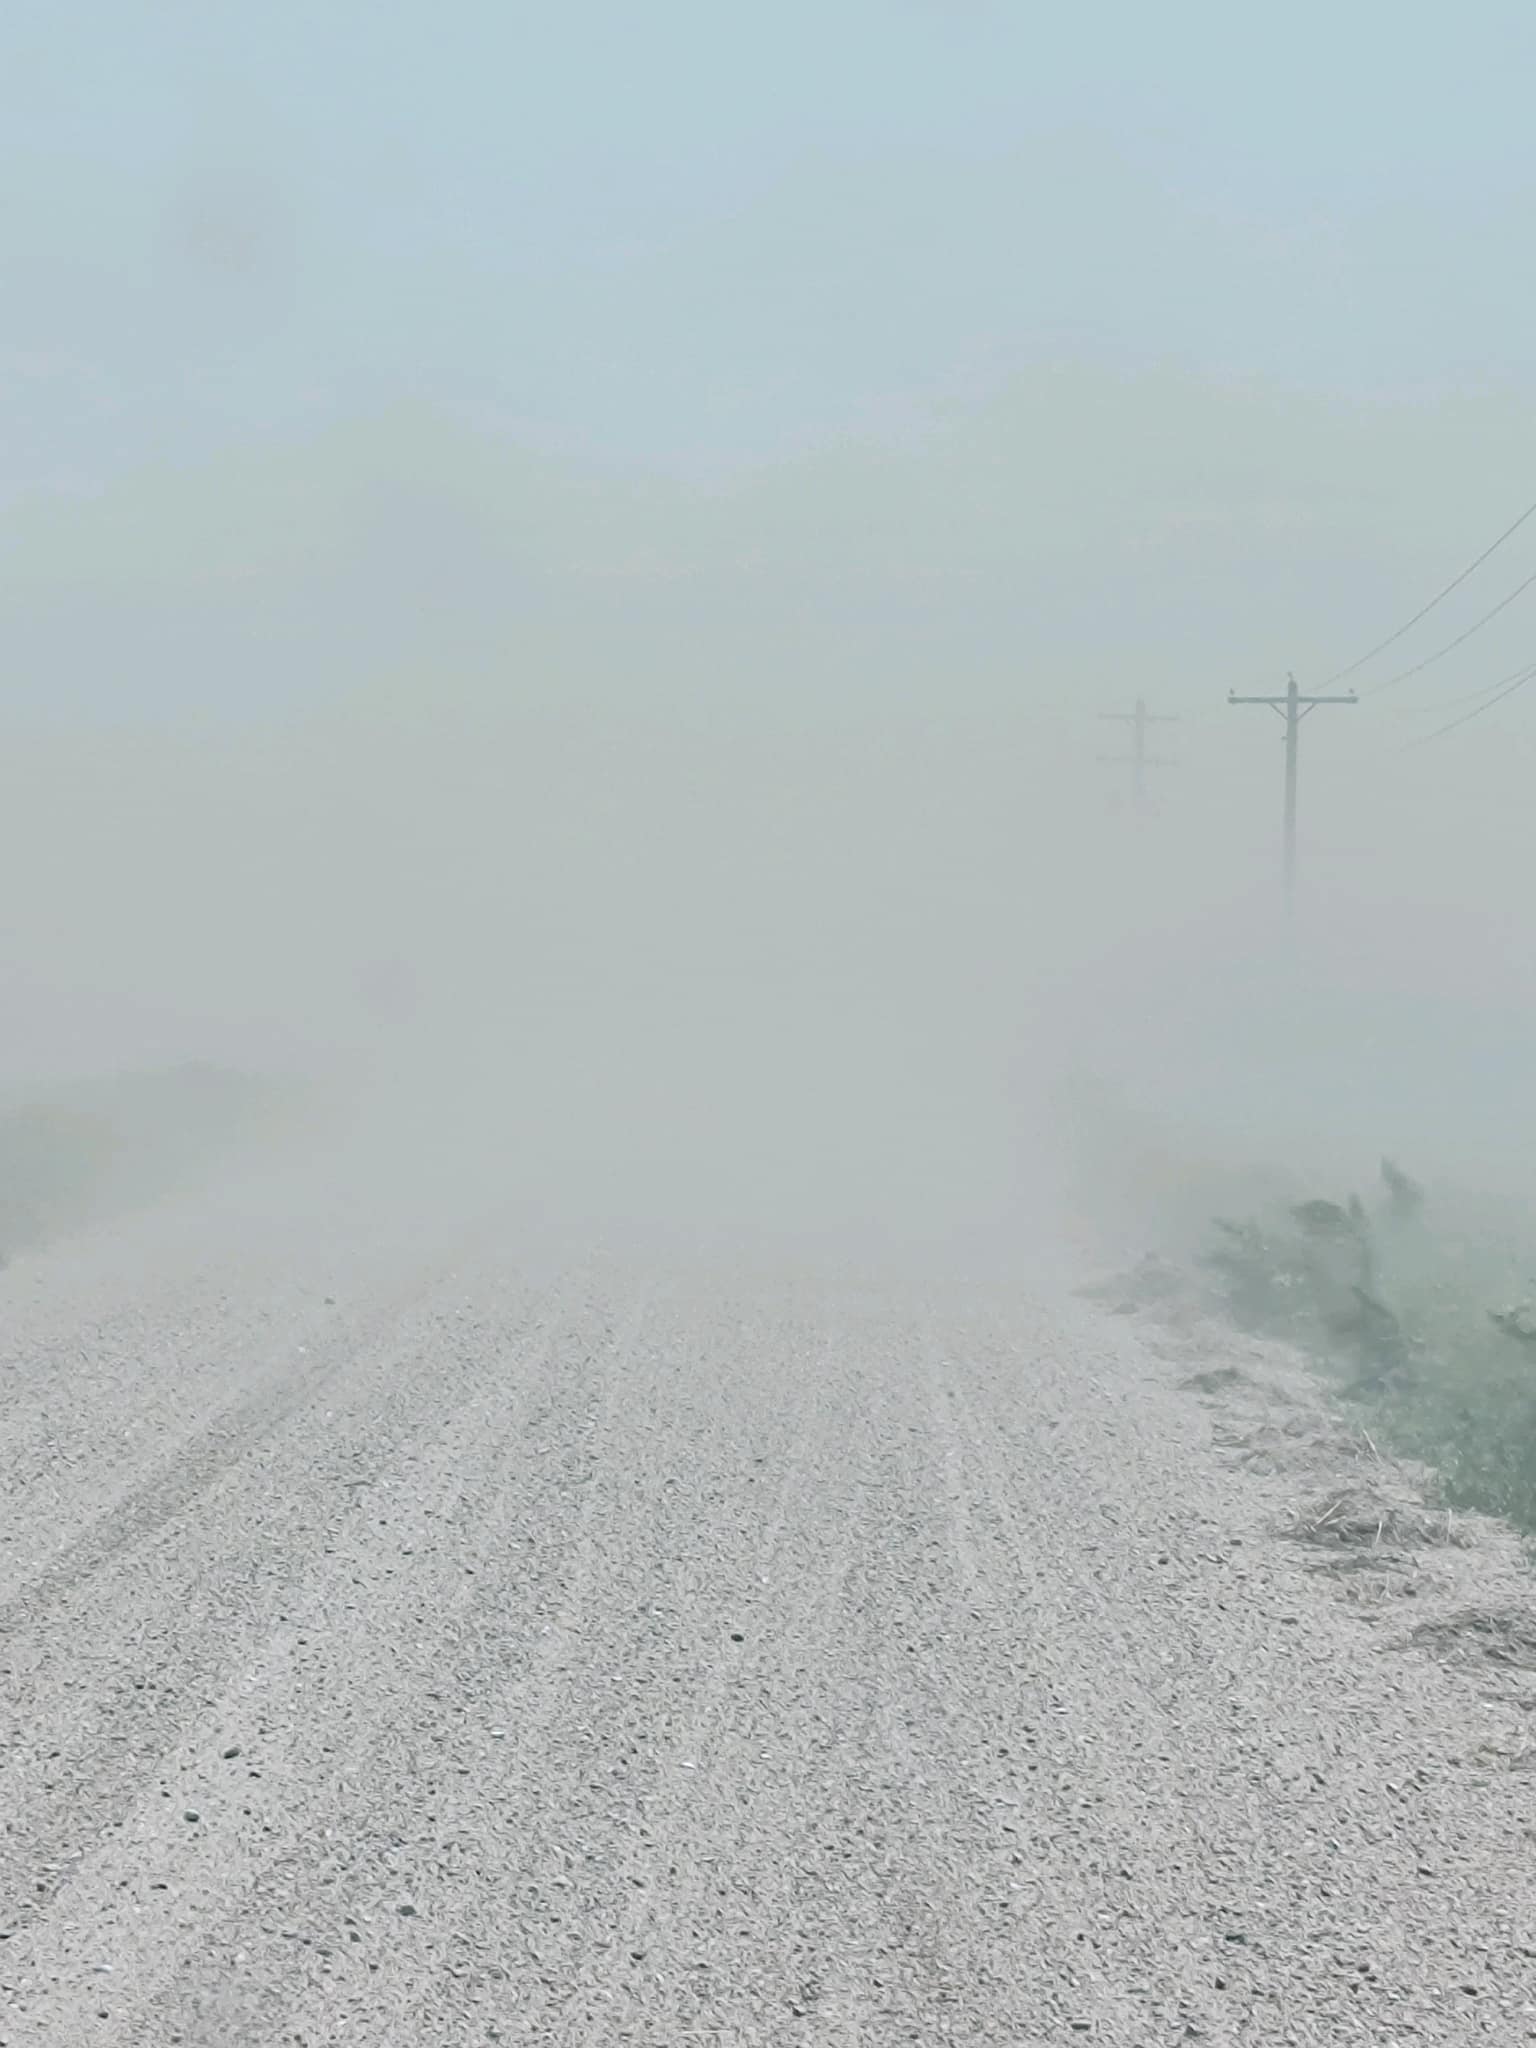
<box><xmin>1324</xmin><ymin>491</ymin><xmax>1536</xmax><ymax>686</ymax></box>
<box><xmin>1385</xmin><ymin>656</ymin><xmax>1536</xmax><ymax>719</ymax></box>
<box><xmin>1359</xmin><ymin>561</ymin><xmax>1536</xmax><ymax>697</ymax></box>
<box><xmin>1393</xmin><ymin>661</ymin><xmax>1536</xmax><ymax>751</ymax></box>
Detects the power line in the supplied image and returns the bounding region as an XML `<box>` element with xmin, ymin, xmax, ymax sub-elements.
<box><xmin>1324</xmin><ymin>491</ymin><xmax>1536</xmax><ymax>686</ymax></box>
<box><xmin>1394</xmin><ymin>662</ymin><xmax>1536</xmax><ymax>751</ymax></box>
<box><xmin>1360</xmin><ymin>561</ymin><xmax>1536</xmax><ymax>697</ymax></box>
<box><xmin>1387</xmin><ymin>656</ymin><xmax>1536</xmax><ymax>718</ymax></box>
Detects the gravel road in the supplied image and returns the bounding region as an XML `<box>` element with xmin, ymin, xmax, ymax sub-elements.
<box><xmin>3</xmin><ymin>1153</ymin><xmax>1535</xmax><ymax>2045</ymax></box>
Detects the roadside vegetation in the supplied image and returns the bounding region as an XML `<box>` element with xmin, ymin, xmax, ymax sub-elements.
<box><xmin>0</xmin><ymin>1063</ymin><xmax>292</xmax><ymax>1262</ymax></box>
<box><xmin>1178</xmin><ymin>1159</ymin><xmax>1536</xmax><ymax>1536</ymax></box>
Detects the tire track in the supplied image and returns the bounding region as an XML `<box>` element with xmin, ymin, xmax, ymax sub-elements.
<box><xmin>0</xmin><ymin>1257</ymin><xmax>455</xmax><ymax>1629</ymax></box>
<box><xmin>0</xmin><ymin>1257</ymin><xmax>573</xmax><ymax>1984</ymax></box>
<box><xmin>2</xmin><ymin>1268</ymin><xmax>625</xmax><ymax>2044</ymax></box>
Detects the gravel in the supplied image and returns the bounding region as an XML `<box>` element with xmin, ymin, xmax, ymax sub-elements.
<box><xmin>2</xmin><ymin>1159</ymin><xmax>1535</xmax><ymax>2044</ymax></box>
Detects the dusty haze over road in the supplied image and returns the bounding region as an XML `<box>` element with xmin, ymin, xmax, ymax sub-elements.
<box><xmin>4</xmin><ymin>5</ymin><xmax>1536</xmax><ymax>2042</ymax></box>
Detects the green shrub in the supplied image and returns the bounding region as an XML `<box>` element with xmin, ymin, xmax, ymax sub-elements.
<box><xmin>1196</xmin><ymin>1166</ymin><xmax>1536</xmax><ymax>1532</ymax></box>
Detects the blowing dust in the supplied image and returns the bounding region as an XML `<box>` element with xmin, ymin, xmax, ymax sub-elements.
<box><xmin>2</xmin><ymin>659</ymin><xmax>1527</xmax><ymax>1270</ymax></box>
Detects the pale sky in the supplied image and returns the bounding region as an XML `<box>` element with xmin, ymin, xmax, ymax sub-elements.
<box><xmin>6</xmin><ymin>2</ymin><xmax>1536</xmax><ymax>716</ymax></box>
<box><xmin>5</xmin><ymin>3</ymin><xmax>1536</xmax><ymax>482</ymax></box>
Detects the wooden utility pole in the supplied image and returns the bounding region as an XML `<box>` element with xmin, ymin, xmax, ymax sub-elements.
<box><xmin>1228</xmin><ymin>674</ymin><xmax>1357</xmax><ymax>909</ymax></box>
<box><xmin>1099</xmin><ymin>698</ymin><xmax>1178</xmax><ymax>809</ymax></box>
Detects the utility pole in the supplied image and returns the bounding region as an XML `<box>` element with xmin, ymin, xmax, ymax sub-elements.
<box><xmin>1099</xmin><ymin>698</ymin><xmax>1178</xmax><ymax>809</ymax></box>
<box><xmin>1229</xmin><ymin>674</ymin><xmax>1357</xmax><ymax>910</ymax></box>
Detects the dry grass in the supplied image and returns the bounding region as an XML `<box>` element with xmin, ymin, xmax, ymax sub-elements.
<box><xmin>1408</xmin><ymin>1607</ymin><xmax>1536</xmax><ymax>1672</ymax></box>
<box><xmin>1282</xmin><ymin>1482</ymin><xmax>1466</xmax><ymax>1552</ymax></box>
<box><xmin>1307</xmin><ymin>1551</ymin><xmax>1429</xmax><ymax>1613</ymax></box>
<box><xmin>1213</xmin><ymin>1411</ymin><xmax>1379</xmax><ymax>1480</ymax></box>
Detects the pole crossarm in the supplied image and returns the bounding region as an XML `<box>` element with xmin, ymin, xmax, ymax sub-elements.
<box><xmin>1228</xmin><ymin>693</ymin><xmax>1358</xmax><ymax>706</ymax></box>
<box><xmin>1099</xmin><ymin>699</ymin><xmax>1179</xmax><ymax>808</ymax></box>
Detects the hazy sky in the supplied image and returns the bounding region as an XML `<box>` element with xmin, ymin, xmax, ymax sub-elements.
<box><xmin>7</xmin><ymin>3</ymin><xmax>1536</xmax><ymax>714</ymax></box>
<box><xmin>2</xmin><ymin>4</ymin><xmax>1534</xmax><ymax>1192</ymax></box>
<box><xmin>7</xmin><ymin>3</ymin><xmax>1536</xmax><ymax>481</ymax></box>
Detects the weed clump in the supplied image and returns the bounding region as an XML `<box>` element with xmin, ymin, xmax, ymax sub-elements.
<box><xmin>1189</xmin><ymin>1159</ymin><xmax>1536</xmax><ymax>1534</ymax></box>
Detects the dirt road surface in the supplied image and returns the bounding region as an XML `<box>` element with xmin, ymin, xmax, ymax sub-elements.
<box><xmin>3</xmin><ymin>1152</ymin><xmax>1534</xmax><ymax>2045</ymax></box>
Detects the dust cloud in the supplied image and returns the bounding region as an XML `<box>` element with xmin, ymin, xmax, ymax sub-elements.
<box><xmin>5</xmin><ymin>389</ymin><xmax>1536</xmax><ymax>1263</ymax></box>
<box><xmin>4</xmin><ymin>9</ymin><xmax>1536</xmax><ymax>1267</ymax></box>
